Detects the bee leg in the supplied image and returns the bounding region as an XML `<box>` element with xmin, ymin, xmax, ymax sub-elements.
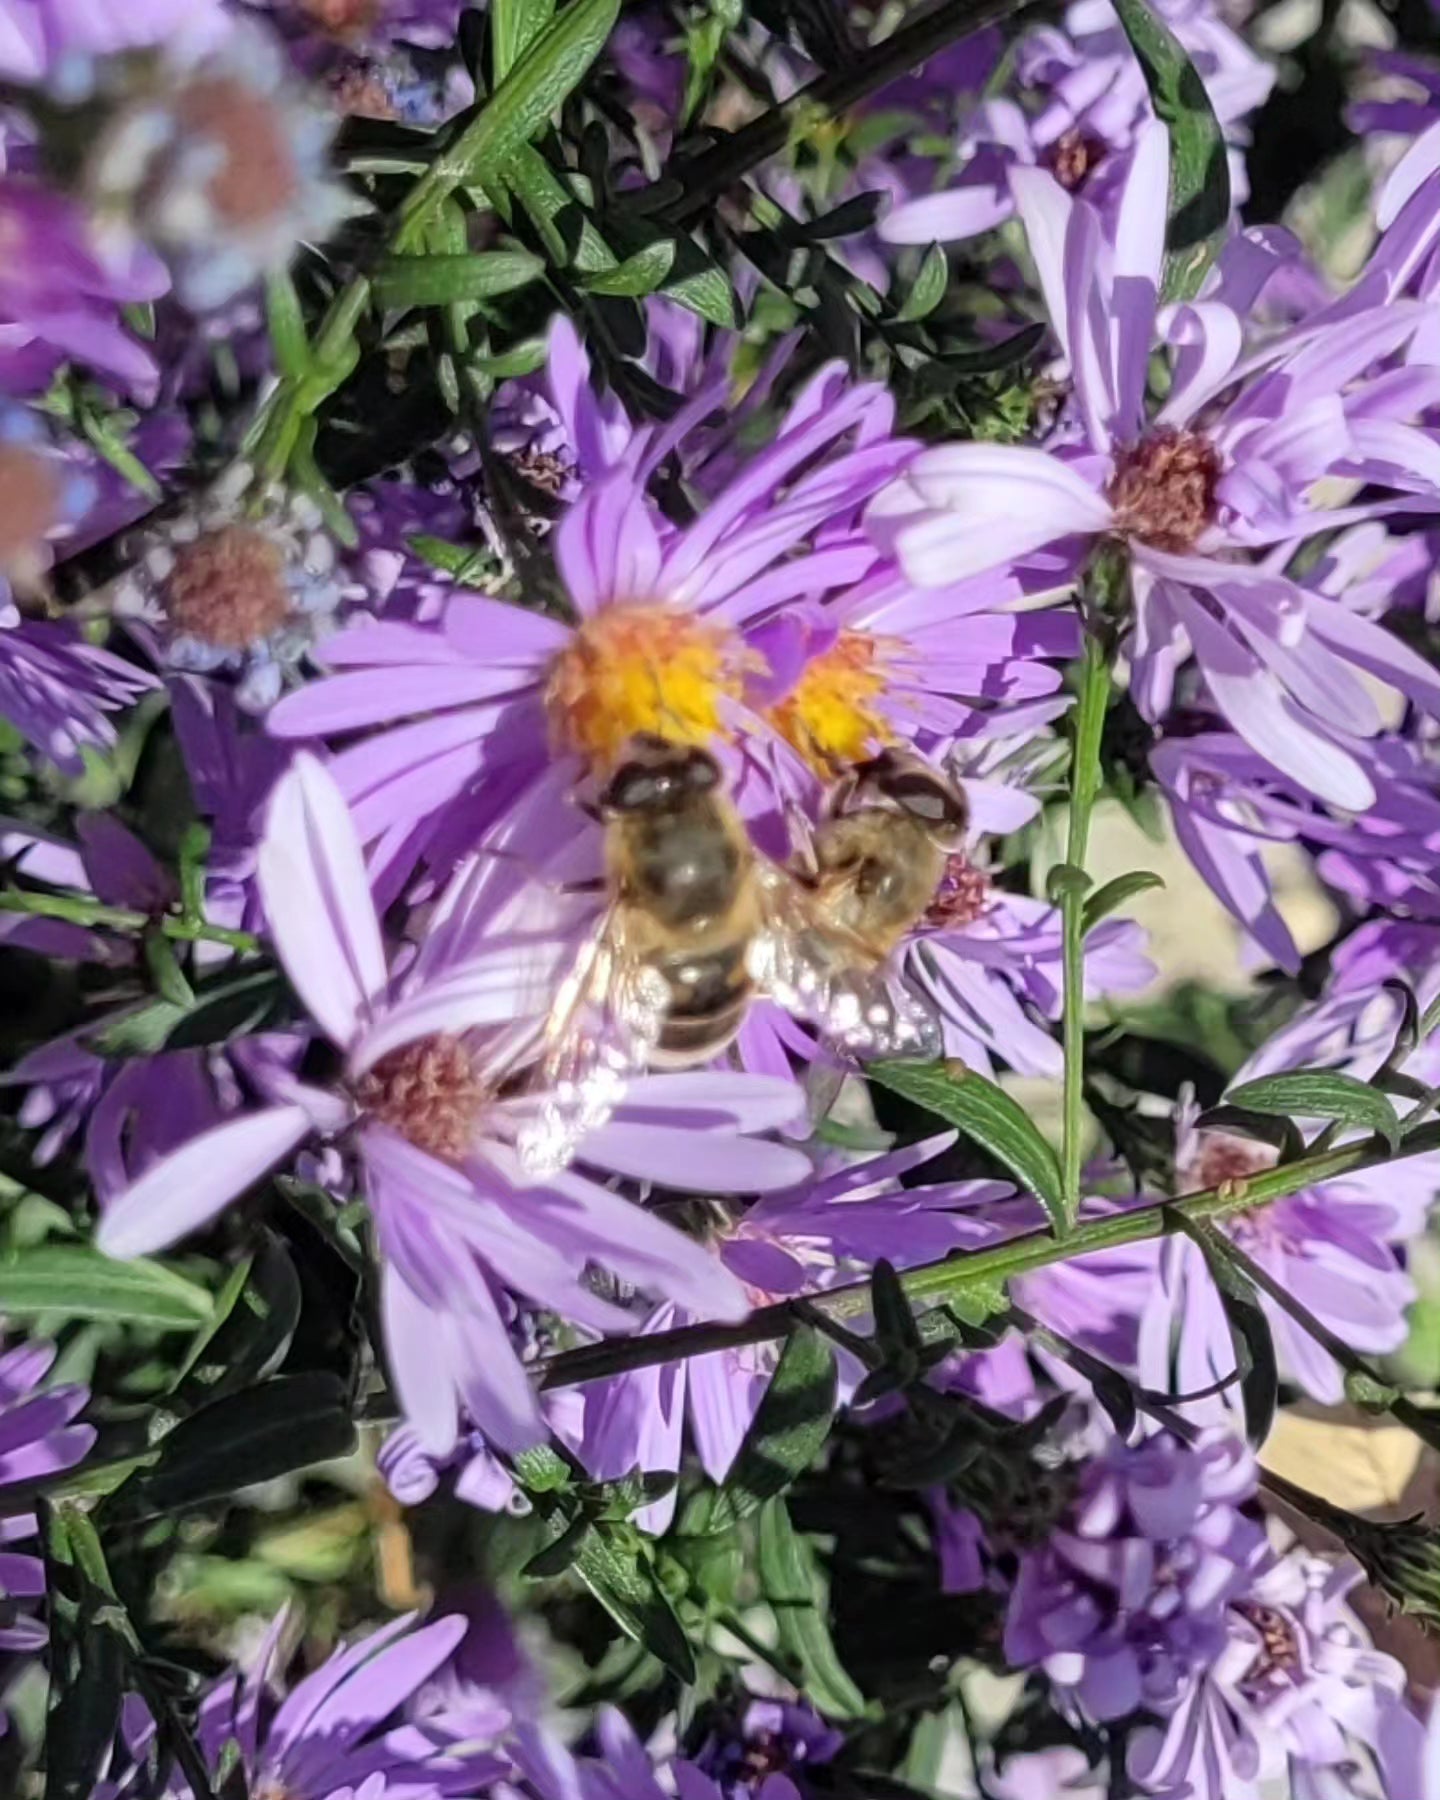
<box><xmin>557</xmin><ymin>875</ymin><xmax>607</xmax><ymax>895</ymax></box>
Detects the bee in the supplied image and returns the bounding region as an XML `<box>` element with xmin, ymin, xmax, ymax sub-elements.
<box><xmin>753</xmin><ymin>747</ymin><xmax>970</xmax><ymax>1057</ymax></box>
<box><xmin>516</xmin><ymin>737</ymin><xmax>968</xmax><ymax>1176</ymax></box>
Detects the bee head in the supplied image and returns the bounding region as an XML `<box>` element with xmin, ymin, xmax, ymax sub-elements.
<box><xmin>600</xmin><ymin>735</ymin><xmax>722</xmax><ymax>815</ymax></box>
<box><xmin>848</xmin><ymin>749</ymin><xmax>969</xmax><ymax>845</ymax></box>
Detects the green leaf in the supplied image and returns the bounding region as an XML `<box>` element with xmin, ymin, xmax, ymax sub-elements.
<box><xmin>870</xmin><ymin>1059</ymin><xmax>1067</xmax><ymax>1232</ymax></box>
<box><xmin>87</xmin><ymin>966</ymin><xmax>290</xmax><ymax>1059</ymax></box>
<box><xmin>168</xmin><ymin>1233</ymin><xmax>300</xmax><ymax>1415</ymax></box>
<box><xmin>0</xmin><ymin>1245</ymin><xmax>212</xmax><ymax>1329</ymax></box>
<box><xmin>1082</xmin><ymin>869</ymin><xmax>1164</xmax><ymax>934</ymax></box>
<box><xmin>896</xmin><ymin>243</ymin><xmax>947</xmax><ymax>322</ymax></box>
<box><xmin>123</xmin><ymin>1373</ymin><xmax>356</xmax><ymax>1515</ymax></box>
<box><xmin>373</xmin><ymin>249</ymin><xmax>546</xmax><ymax>307</ymax></box>
<box><xmin>1170</xmin><ymin>1216</ymin><xmax>1277</xmax><ymax>1446</ymax></box>
<box><xmin>572</xmin><ymin>1526</ymin><xmax>696</xmax><ymax>1682</ymax></box>
<box><xmin>1111</xmin><ymin>0</ymin><xmax>1230</xmax><ymax>300</ymax></box>
<box><xmin>402</xmin><ymin>0</ymin><xmax>620</xmax><ymax>235</ymax></box>
<box><xmin>706</xmin><ymin>1327</ymin><xmax>837</xmax><ymax>1529</ymax></box>
<box><xmin>514</xmin><ymin>1442</ymin><xmax>575</xmax><ymax>1493</ymax></box>
<box><xmin>758</xmin><ymin>1499</ymin><xmax>866</xmax><ymax>1718</ymax></box>
<box><xmin>661</xmin><ymin>254</ymin><xmax>739</xmax><ymax>328</ymax></box>
<box><xmin>582</xmin><ymin>239</ymin><xmax>677</xmax><ymax>296</ymax></box>
<box><xmin>1225</xmin><ymin>1070</ymin><xmax>1402</xmax><ymax>1150</ymax></box>
<box><xmin>495</xmin><ymin>143</ymin><xmax>617</xmax><ymax>273</ymax></box>
<box><xmin>493</xmin><ymin>0</ymin><xmax>556</xmax><ymax>80</ymax></box>
<box><xmin>871</xmin><ymin>1259</ymin><xmax>920</xmax><ymax>1359</ymax></box>
<box><xmin>265</xmin><ymin>269</ymin><xmax>310</xmax><ymax>380</ymax></box>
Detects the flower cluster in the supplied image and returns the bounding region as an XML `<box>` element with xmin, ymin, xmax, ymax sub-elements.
<box><xmin>0</xmin><ymin>0</ymin><xmax>1437</xmax><ymax>1797</ymax></box>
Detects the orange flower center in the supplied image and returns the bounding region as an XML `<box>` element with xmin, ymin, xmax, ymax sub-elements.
<box><xmin>164</xmin><ymin>524</ymin><xmax>293</xmax><ymax>649</ymax></box>
<box><xmin>768</xmin><ymin>628</ymin><xmax>895</xmax><ymax>772</ymax></box>
<box><xmin>354</xmin><ymin>1034</ymin><xmax>488</xmax><ymax>1163</ymax></box>
<box><xmin>544</xmin><ymin>602</ymin><xmax>755</xmax><ymax>768</ymax></box>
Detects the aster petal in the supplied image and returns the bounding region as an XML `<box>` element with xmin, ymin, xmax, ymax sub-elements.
<box><xmin>257</xmin><ymin>755</ymin><xmax>388</xmax><ymax>1048</ymax></box>
<box><xmin>879</xmin><ymin>185</ymin><xmax>1014</xmax><ymax>245</ymax></box>
<box><xmin>1378</xmin><ymin>118</ymin><xmax>1440</xmax><ymax>230</ymax></box>
<box><xmin>1009</xmin><ymin>166</ymin><xmax>1073</xmax><ymax>363</ymax></box>
<box><xmin>381</xmin><ymin>1257</ymin><xmax>460</xmax><ymax>1455</ymax></box>
<box><xmin>96</xmin><ymin>1104</ymin><xmax>312</xmax><ymax>1259</ymax></box>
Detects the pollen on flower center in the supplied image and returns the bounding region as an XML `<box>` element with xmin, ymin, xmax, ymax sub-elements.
<box><xmin>354</xmin><ymin>1034</ymin><xmax>488</xmax><ymax>1163</ymax></box>
<box><xmin>769</xmin><ymin>629</ymin><xmax>895</xmax><ymax>772</ymax></box>
<box><xmin>545</xmin><ymin>602</ymin><xmax>754</xmax><ymax>768</ymax></box>
<box><xmin>300</xmin><ymin>0</ymin><xmax>380</xmax><ymax>35</ymax></box>
<box><xmin>173</xmin><ymin>77</ymin><xmax>300</xmax><ymax>227</ymax></box>
<box><xmin>163</xmin><ymin>524</ymin><xmax>294</xmax><ymax>649</ymax></box>
<box><xmin>1047</xmin><ymin>128</ymin><xmax>1105</xmax><ymax>192</ymax></box>
<box><xmin>1108</xmin><ymin>428</ymin><xmax>1221</xmax><ymax>553</ymax></box>
<box><xmin>1233</xmin><ymin>1601</ymin><xmax>1302</xmax><ymax>1694</ymax></box>
<box><xmin>925</xmin><ymin>854</ymin><xmax>990</xmax><ymax>929</ymax></box>
<box><xmin>0</xmin><ymin>444</ymin><xmax>60</xmax><ymax>570</ymax></box>
<box><xmin>1189</xmin><ymin>1130</ymin><xmax>1277</xmax><ymax>1194</ymax></box>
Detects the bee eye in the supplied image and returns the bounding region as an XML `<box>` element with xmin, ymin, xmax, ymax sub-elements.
<box><xmin>890</xmin><ymin>773</ymin><xmax>967</xmax><ymax>830</ymax></box>
<box><xmin>683</xmin><ymin>749</ymin><xmax>721</xmax><ymax>792</ymax></box>
<box><xmin>600</xmin><ymin>766</ymin><xmax>665</xmax><ymax>812</ymax></box>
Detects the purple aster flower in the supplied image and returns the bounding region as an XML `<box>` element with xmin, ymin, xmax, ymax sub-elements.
<box><xmin>0</xmin><ymin>1337</ymin><xmax>95</xmax><ymax>1653</ymax></box>
<box><xmin>269</xmin><ymin>343</ymin><xmax>909</xmax><ymax>869</ymax></box>
<box><xmin>869</xmin><ymin>123</ymin><xmax>1440</xmax><ymax>814</ymax></box>
<box><xmin>1004</xmin><ymin>1428</ymin><xmax>1267</xmax><ymax>1729</ymax></box>
<box><xmin>96</xmin><ymin>755</ymin><xmax>808</xmax><ymax>1455</ymax></box>
<box><xmin>688</xmin><ymin>1698</ymin><xmax>843</xmax><ymax>1800</ymax></box>
<box><xmin>1348</xmin><ymin>48</ymin><xmax>1440</xmax><ymax>144</ymax></box>
<box><xmin>0</xmin><ymin>179</ymin><xmax>167</xmax><ymax>398</ymax></box>
<box><xmin>989</xmin><ymin>1746</ymin><xmax>1105</xmax><ymax>1800</ymax></box>
<box><xmin>96</xmin><ymin>1608</ymin><xmax>513</xmax><ymax>1799</ymax></box>
<box><xmin>881</xmin><ymin>0</ymin><xmax>1271</xmax><ymax>247</ymax></box>
<box><xmin>1139</xmin><ymin>926</ymin><xmax>1440</xmax><ymax>1410</ymax></box>
<box><xmin>77</xmin><ymin>20</ymin><xmax>350</xmax><ymax>312</ymax></box>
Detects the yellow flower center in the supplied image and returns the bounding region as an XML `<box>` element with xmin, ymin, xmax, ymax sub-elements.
<box><xmin>544</xmin><ymin>603</ymin><xmax>754</xmax><ymax>768</ymax></box>
<box><xmin>769</xmin><ymin>629</ymin><xmax>895</xmax><ymax>773</ymax></box>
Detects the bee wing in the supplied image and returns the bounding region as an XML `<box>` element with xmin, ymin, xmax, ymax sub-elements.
<box><xmin>516</xmin><ymin>902</ymin><xmax>671</xmax><ymax>1178</ymax></box>
<box><xmin>750</xmin><ymin>863</ymin><xmax>941</xmax><ymax>1059</ymax></box>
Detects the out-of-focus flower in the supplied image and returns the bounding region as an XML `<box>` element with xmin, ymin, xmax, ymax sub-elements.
<box><xmin>0</xmin><ymin>181</ymin><xmax>168</xmax><ymax>398</ymax></box>
<box><xmin>96</xmin><ymin>1608</ymin><xmax>514</xmax><ymax>1799</ymax></box>
<box><xmin>0</xmin><ymin>402</ymin><xmax>94</xmax><ymax>604</ymax></box>
<box><xmin>95</xmin><ymin>756</ymin><xmax>807</xmax><ymax>1455</ymax></box>
<box><xmin>0</xmin><ymin>1338</ymin><xmax>94</xmax><ymax>1652</ymax></box>
<box><xmin>0</xmin><ymin>0</ymin><xmax>229</xmax><ymax>85</ymax></box>
<box><xmin>111</xmin><ymin>463</ymin><xmax>356</xmax><ymax>709</ymax></box>
<box><xmin>871</xmin><ymin>124</ymin><xmax>1440</xmax><ymax>815</ymax></box>
<box><xmin>79</xmin><ymin>21</ymin><xmax>350</xmax><ymax>311</ymax></box>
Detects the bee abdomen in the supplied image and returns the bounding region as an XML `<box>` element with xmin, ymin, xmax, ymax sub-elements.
<box><xmin>651</xmin><ymin>943</ymin><xmax>753</xmax><ymax>1066</ymax></box>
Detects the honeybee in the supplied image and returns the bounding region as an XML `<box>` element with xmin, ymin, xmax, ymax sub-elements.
<box><xmin>516</xmin><ymin>736</ymin><xmax>968</xmax><ymax>1176</ymax></box>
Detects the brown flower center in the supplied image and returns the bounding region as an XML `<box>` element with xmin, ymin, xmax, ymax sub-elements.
<box><xmin>164</xmin><ymin>524</ymin><xmax>293</xmax><ymax>649</ymax></box>
<box><xmin>330</xmin><ymin>64</ymin><xmax>397</xmax><ymax>121</ymax></box>
<box><xmin>1047</xmin><ymin>128</ymin><xmax>1105</xmax><ymax>192</ymax></box>
<box><xmin>0</xmin><ymin>443</ymin><xmax>60</xmax><ymax>570</ymax></box>
<box><xmin>354</xmin><ymin>1034</ymin><xmax>488</xmax><ymax>1163</ymax></box>
<box><xmin>1108</xmin><ymin>428</ymin><xmax>1221</xmax><ymax>553</ymax></box>
<box><xmin>511</xmin><ymin>448</ymin><xmax>571</xmax><ymax>499</ymax></box>
<box><xmin>925</xmin><ymin>853</ymin><xmax>990</xmax><ymax>930</ymax></box>
<box><xmin>1188</xmin><ymin>1131</ymin><xmax>1276</xmax><ymax>1195</ymax></box>
<box><xmin>173</xmin><ymin>77</ymin><xmax>300</xmax><ymax>227</ymax></box>
<box><xmin>1233</xmin><ymin>1601</ymin><xmax>1302</xmax><ymax>1695</ymax></box>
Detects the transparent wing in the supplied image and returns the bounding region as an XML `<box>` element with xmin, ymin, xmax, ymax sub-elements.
<box><xmin>750</xmin><ymin>863</ymin><xmax>941</xmax><ymax>1059</ymax></box>
<box><xmin>516</xmin><ymin>903</ymin><xmax>671</xmax><ymax>1178</ymax></box>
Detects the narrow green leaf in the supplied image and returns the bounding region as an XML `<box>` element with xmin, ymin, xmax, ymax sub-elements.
<box><xmin>871</xmin><ymin>1259</ymin><xmax>920</xmax><ymax>1358</ymax></box>
<box><xmin>870</xmin><ymin>1059</ymin><xmax>1067</xmax><ymax>1232</ymax></box>
<box><xmin>896</xmin><ymin>243</ymin><xmax>947</xmax><ymax>322</ymax></box>
<box><xmin>758</xmin><ymin>1499</ymin><xmax>866</xmax><ymax>1718</ymax></box>
<box><xmin>401</xmin><ymin>0</ymin><xmax>620</xmax><ymax>238</ymax></box>
<box><xmin>373</xmin><ymin>249</ymin><xmax>546</xmax><ymax>308</ymax></box>
<box><xmin>265</xmin><ymin>269</ymin><xmax>310</xmax><ymax>380</ymax></box>
<box><xmin>709</xmin><ymin>1327</ymin><xmax>837</xmax><ymax>1528</ymax></box>
<box><xmin>493</xmin><ymin>0</ymin><xmax>557</xmax><ymax>80</ymax></box>
<box><xmin>1225</xmin><ymin>1070</ymin><xmax>1402</xmax><ymax>1150</ymax></box>
<box><xmin>663</xmin><ymin>256</ymin><xmax>739</xmax><ymax>328</ymax></box>
<box><xmin>514</xmin><ymin>1443</ymin><xmax>575</xmax><ymax>1493</ymax></box>
<box><xmin>168</xmin><ymin>1233</ymin><xmax>300</xmax><ymax>1415</ymax></box>
<box><xmin>582</xmin><ymin>239</ymin><xmax>677</xmax><ymax>297</ymax></box>
<box><xmin>495</xmin><ymin>144</ymin><xmax>617</xmax><ymax>273</ymax></box>
<box><xmin>124</xmin><ymin>1373</ymin><xmax>356</xmax><ymax>1514</ymax></box>
<box><xmin>573</xmin><ymin>1527</ymin><xmax>696</xmax><ymax>1682</ymax></box>
<box><xmin>1082</xmin><ymin>869</ymin><xmax>1164</xmax><ymax>934</ymax></box>
<box><xmin>87</xmin><ymin>967</ymin><xmax>290</xmax><ymax>1059</ymax></box>
<box><xmin>0</xmin><ymin>1246</ymin><xmax>212</xmax><ymax>1329</ymax></box>
<box><xmin>1170</xmin><ymin>1216</ymin><xmax>1277</xmax><ymax>1447</ymax></box>
<box><xmin>1111</xmin><ymin>0</ymin><xmax>1230</xmax><ymax>300</ymax></box>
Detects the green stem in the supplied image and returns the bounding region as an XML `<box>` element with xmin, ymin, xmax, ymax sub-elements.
<box><xmin>0</xmin><ymin>889</ymin><xmax>261</xmax><ymax>955</ymax></box>
<box><xmin>1059</xmin><ymin>632</ymin><xmax>1112</xmax><ymax>1222</ymax></box>
<box><xmin>537</xmin><ymin>1122</ymin><xmax>1440</xmax><ymax>1391</ymax></box>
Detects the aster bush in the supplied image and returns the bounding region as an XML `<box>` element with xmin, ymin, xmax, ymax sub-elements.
<box><xmin>3</xmin><ymin>0</ymin><xmax>1440</xmax><ymax>1798</ymax></box>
